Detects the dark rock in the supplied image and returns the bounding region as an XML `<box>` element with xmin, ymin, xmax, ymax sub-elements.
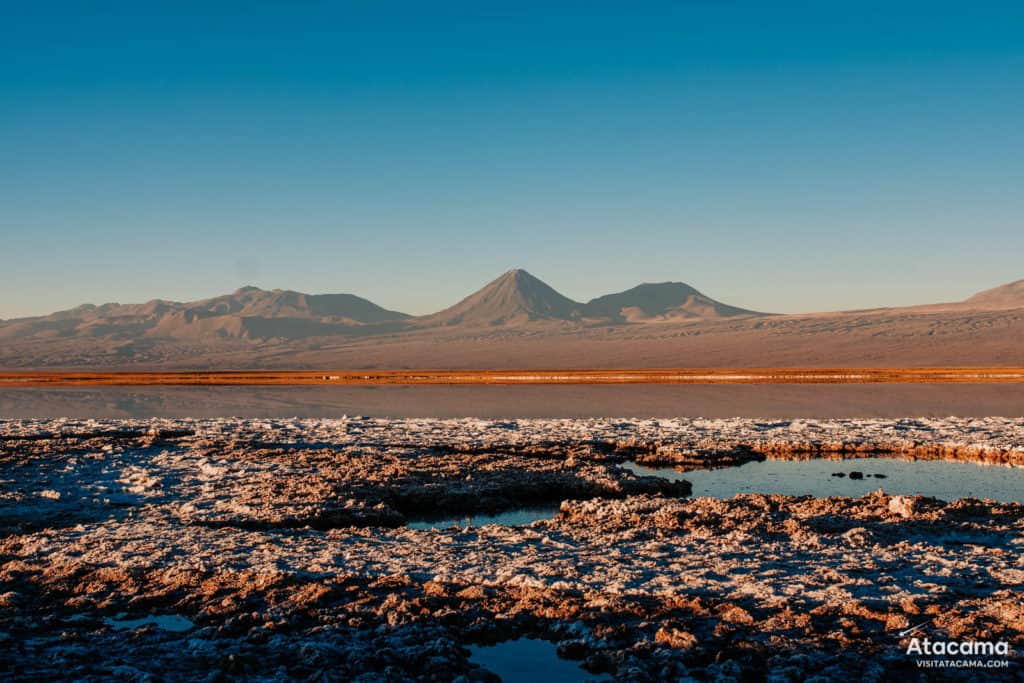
<box><xmin>556</xmin><ymin>639</ymin><xmax>589</xmax><ymax>659</ymax></box>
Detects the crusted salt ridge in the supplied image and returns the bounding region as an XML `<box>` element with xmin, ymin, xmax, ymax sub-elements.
<box><xmin>3</xmin><ymin>416</ymin><xmax>1024</xmax><ymax>457</ymax></box>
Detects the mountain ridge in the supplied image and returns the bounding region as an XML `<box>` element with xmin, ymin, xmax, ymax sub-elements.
<box><xmin>0</xmin><ymin>287</ymin><xmax>411</xmax><ymax>343</ymax></box>
<box><xmin>1</xmin><ymin>271</ymin><xmax>1022</xmax><ymax>369</ymax></box>
<box><xmin>412</xmin><ymin>269</ymin><xmax>765</xmax><ymax>327</ymax></box>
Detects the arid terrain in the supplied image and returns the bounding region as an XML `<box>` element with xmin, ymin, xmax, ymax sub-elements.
<box><xmin>2</xmin><ymin>271</ymin><xmax>1022</xmax><ymax>370</ymax></box>
<box><xmin>1</xmin><ymin>417</ymin><xmax>1021</xmax><ymax>681</ymax></box>
<box><xmin>4</xmin><ymin>273</ymin><xmax>1023</xmax><ymax>681</ymax></box>
<box><xmin>8</xmin><ymin>5</ymin><xmax>1022</xmax><ymax>682</ymax></box>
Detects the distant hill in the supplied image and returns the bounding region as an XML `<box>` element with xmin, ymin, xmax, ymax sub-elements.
<box><xmin>0</xmin><ymin>287</ymin><xmax>410</xmax><ymax>342</ymax></box>
<box><xmin>583</xmin><ymin>282</ymin><xmax>765</xmax><ymax>322</ymax></box>
<box><xmin>415</xmin><ymin>269</ymin><xmax>582</xmax><ymax>326</ymax></box>
<box><xmin>964</xmin><ymin>279</ymin><xmax>1024</xmax><ymax>309</ymax></box>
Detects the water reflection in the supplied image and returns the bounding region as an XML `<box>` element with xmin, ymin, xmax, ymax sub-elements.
<box><xmin>104</xmin><ymin>613</ymin><xmax>194</xmax><ymax>632</ymax></box>
<box><xmin>408</xmin><ymin>506</ymin><xmax>559</xmax><ymax>530</ymax></box>
<box><xmin>469</xmin><ymin>638</ymin><xmax>610</xmax><ymax>683</ymax></box>
<box><xmin>622</xmin><ymin>457</ymin><xmax>1024</xmax><ymax>502</ymax></box>
<box><xmin>5</xmin><ymin>384</ymin><xmax>1024</xmax><ymax>419</ymax></box>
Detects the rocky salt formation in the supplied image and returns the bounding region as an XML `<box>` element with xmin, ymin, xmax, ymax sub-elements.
<box><xmin>1</xmin><ymin>418</ymin><xmax>1022</xmax><ymax>681</ymax></box>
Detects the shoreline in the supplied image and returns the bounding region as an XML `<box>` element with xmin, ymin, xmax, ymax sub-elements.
<box><xmin>3</xmin><ymin>366</ymin><xmax>1024</xmax><ymax>386</ymax></box>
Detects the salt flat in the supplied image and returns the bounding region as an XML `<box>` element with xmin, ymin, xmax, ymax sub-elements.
<box><xmin>1</xmin><ymin>418</ymin><xmax>1021</xmax><ymax>680</ymax></box>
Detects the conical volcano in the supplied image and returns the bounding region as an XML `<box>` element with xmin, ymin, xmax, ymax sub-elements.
<box><xmin>417</xmin><ymin>269</ymin><xmax>582</xmax><ymax>326</ymax></box>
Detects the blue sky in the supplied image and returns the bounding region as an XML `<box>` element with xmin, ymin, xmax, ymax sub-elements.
<box><xmin>2</xmin><ymin>1</ymin><xmax>1023</xmax><ymax>318</ymax></box>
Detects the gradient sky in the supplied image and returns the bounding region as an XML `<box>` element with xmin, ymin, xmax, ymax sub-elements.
<box><xmin>2</xmin><ymin>1</ymin><xmax>1023</xmax><ymax>318</ymax></box>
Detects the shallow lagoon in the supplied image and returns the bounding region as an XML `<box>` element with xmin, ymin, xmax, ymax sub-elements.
<box><xmin>623</xmin><ymin>457</ymin><xmax>1024</xmax><ymax>503</ymax></box>
<box><xmin>413</xmin><ymin>457</ymin><xmax>1024</xmax><ymax>530</ymax></box>
<box><xmin>5</xmin><ymin>384</ymin><xmax>1024</xmax><ymax>419</ymax></box>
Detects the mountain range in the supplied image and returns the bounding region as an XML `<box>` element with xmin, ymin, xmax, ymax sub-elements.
<box><xmin>413</xmin><ymin>269</ymin><xmax>767</xmax><ymax>327</ymax></box>
<box><xmin>0</xmin><ymin>269</ymin><xmax>764</xmax><ymax>343</ymax></box>
<box><xmin>1</xmin><ymin>270</ymin><xmax>1022</xmax><ymax>369</ymax></box>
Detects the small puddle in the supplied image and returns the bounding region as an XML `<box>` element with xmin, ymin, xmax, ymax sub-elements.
<box><xmin>408</xmin><ymin>506</ymin><xmax>559</xmax><ymax>530</ymax></box>
<box><xmin>623</xmin><ymin>457</ymin><xmax>1024</xmax><ymax>502</ymax></box>
<box><xmin>104</xmin><ymin>613</ymin><xmax>194</xmax><ymax>632</ymax></box>
<box><xmin>469</xmin><ymin>638</ymin><xmax>610</xmax><ymax>683</ymax></box>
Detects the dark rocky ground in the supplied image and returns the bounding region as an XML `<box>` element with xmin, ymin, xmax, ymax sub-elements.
<box><xmin>1</xmin><ymin>418</ymin><xmax>1022</xmax><ymax>681</ymax></box>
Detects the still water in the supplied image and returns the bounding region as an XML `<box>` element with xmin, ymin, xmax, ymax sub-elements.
<box><xmin>622</xmin><ymin>457</ymin><xmax>1024</xmax><ymax>503</ymax></box>
<box><xmin>5</xmin><ymin>385</ymin><xmax>1024</xmax><ymax>419</ymax></box>
<box><xmin>469</xmin><ymin>638</ymin><xmax>610</xmax><ymax>683</ymax></box>
<box><xmin>104</xmin><ymin>613</ymin><xmax>195</xmax><ymax>632</ymax></box>
<box><xmin>408</xmin><ymin>506</ymin><xmax>560</xmax><ymax>530</ymax></box>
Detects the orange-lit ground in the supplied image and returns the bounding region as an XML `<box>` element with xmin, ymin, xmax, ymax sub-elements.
<box><xmin>2</xmin><ymin>368</ymin><xmax>1024</xmax><ymax>386</ymax></box>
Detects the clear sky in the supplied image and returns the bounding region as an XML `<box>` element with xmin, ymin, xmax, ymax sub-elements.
<box><xmin>2</xmin><ymin>1</ymin><xmax>1023</xmax><ymax>318</ymax></box>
